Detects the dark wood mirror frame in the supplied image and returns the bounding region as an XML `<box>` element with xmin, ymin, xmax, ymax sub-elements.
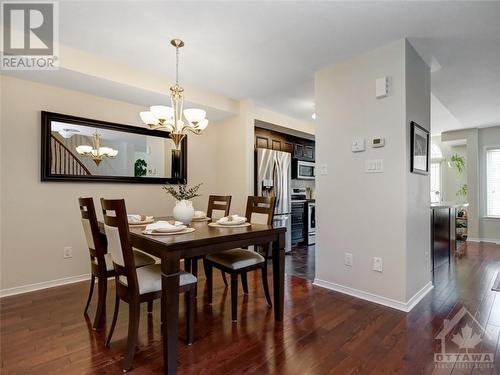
<box><xmin>41</xmin><ymin>111</ymin><xmax>187</xmax><ymax>184</ymax></box>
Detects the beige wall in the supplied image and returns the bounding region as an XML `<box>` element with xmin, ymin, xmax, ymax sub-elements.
<box><xmin>314</xmin><ymin>40</ymin><xmax>431</xmax><ymax>310</ymax></box>
<box><xmin>0</xmin><ymin>76</ymin><xmax>219</xmax><ymax>291</ymax></box>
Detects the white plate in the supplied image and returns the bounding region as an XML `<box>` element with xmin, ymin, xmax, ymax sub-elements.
<box><xmin>142</xmin><ymin>227</ymin><xmax>195</xmax><ymax>236</ymax></box>
<box><xmin>208</xmin><ymin>222</ymin><xmax>251</xmax><ymax>228</ymax></box>
<box><xmin>129</xmin><ymin>219</ymin><xmax>155</xmax><ymax>226</ymax></box>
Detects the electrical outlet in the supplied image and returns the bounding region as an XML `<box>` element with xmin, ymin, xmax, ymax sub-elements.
<box><xmin>344</xmin><ymin>252</ymin><xmax>353</xmax><ymax>267</ymax></box>
<box><xmin>372</xmin><ymin>257</ymin><xmax>383</xmax><ymax>272</ymax></box>
<box><xmin>63</xmin><ymin>246</ymin><xmax>73</xmax><ymax>259</ymax></box>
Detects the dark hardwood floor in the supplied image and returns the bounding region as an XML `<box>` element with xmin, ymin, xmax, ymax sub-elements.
<box><xmin>2</xmin><ymin>241</ymin><xmax>500</xmax><ymax>374</ymax></box>
<box><xmin>286</xmin><ymin>245</ymin><xmax>315</xmax><ymax>280</ymax></box>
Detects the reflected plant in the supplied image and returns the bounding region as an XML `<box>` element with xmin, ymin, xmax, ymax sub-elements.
<box><xmin>134</xmin><ymin>159</ymin><xmax>147</xmax><ymax>177</ymax></box>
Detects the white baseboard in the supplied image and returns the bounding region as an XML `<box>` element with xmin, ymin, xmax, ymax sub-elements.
<box><xmin>0</xmin><ymin>273</ymin><xmax>91</xmax><ymax>298</ymax></box>
<box><xmin>312</xmin><ymin>279</ymin><xmax>433</xmax><ymax>312</ymax></box>
<box><xmin>467</xmin><ymin>237</ymin><xmax>500</xmax><ymax>245</ymax></box>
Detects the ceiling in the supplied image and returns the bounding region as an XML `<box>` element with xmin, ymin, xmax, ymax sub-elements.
<box><xmin>23</xmin><ymin>2</ymin><xmax>500</xmax><ymax>131</ymax></box>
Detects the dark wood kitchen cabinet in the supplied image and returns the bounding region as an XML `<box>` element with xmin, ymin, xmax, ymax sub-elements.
<box><xmin>293</xmin><ymin>141</ymin><xmax>315</xmax><ymax>161</ymax></box>
<box><xmin>254</xmin><ymin>127</ymin><xmax>293</xmax><ymax>153</ymax></box>
<box><xmin>254</xmin><ymin>125</ymin><xmax>315</xmax><ymax>161</ymax></box>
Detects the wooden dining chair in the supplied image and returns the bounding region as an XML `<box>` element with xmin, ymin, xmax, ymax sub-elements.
<box><xmin>79</xmin><ymin>197</ymin><xmax>156</xmax><ymax>329</ymax></box>
<box><xmin>203</xmin><ymin>196</ymin><xmax>275</xmax><ymax>322</ymax></box>
<box><xmin>100</xmin><ymin>198</ymin><xmax>197</xmax><ymax>372</ymax></box>
<box><xmin>185</xmin><ymin>195</ymin><xmax>232</xmax><ymax>287</ymax></box>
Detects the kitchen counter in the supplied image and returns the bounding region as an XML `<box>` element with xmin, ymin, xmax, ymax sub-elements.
<box><xmin>430</xmin><ymin>202</ymin><xmax>469</xmax><ymax>209</ymax></box>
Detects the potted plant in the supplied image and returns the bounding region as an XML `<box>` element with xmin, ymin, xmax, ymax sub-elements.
<box><xmin>162</xmin><ymin>183</ymin><xmax>202</xmax><ymax>224</ymax></box>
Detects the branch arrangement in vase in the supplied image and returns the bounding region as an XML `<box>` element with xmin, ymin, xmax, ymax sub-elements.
<box><xmin>162</xmin><ymin>182</ymin><xmax>203</xmax><ymax>201</ymax></box>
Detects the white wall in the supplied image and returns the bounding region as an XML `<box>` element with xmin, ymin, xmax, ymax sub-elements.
<box><xmin>214</xmin><ymin>100</ymin><xmax>255</xmax><ymax>215</ymax></box>
<box><xmin>0</xmin><ymin>76</ymin><xmax>219</xmax><ymax>291</ymax></box>
<box><xmin>405</xmin><ymin>41</ymin><xmax>432</xmax><ymax>299</ymax></box>
<box><xmin>478</xmin><ymin>126</ymin><xmax>500</xmax><ymax>242</ymax></box>
<box><xmin>314</xmin><ymin>40</ymin><xmax>431</xmax><ymax>310</ymax></box>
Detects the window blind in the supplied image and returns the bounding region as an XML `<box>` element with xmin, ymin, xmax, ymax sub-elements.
<box><xmin>487</xmin><ymin>148</ymin><xmax>500</xmax><ymax>217</ymax></box>
<box><xmin>430</xmin><ymin>162</ymin><xmax>441</xmax><ymax>203</ymax></box>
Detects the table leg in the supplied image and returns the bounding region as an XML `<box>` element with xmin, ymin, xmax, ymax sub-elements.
<box><xmin>161</xmin><ymin>253</ymin><xmax>180</xmax><ymax>375</ymax></box>
<box><xmin>272</xmin><ymin>232</ymin><xmax>285</xmax><ymax>321</ymax></box>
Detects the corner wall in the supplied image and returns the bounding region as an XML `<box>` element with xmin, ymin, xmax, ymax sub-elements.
<box><xmin>314</xmin><ymin>39</ymin><xmax>432</xmax><ymax>310</ymax></box>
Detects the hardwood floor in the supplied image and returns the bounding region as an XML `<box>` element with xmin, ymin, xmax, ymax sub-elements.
<box><xmin>2</xmin><ymin>241</ymin><xmax>500</xmax><ymax>374</ymax></box>
<box><xmin>286</xmin><ymin>245</ymin><xmax>315</xmax><ymax>280</ymax></box>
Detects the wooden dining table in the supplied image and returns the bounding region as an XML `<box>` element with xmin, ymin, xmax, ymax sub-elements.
<box><xmin>99</xmin><ymin>217</ymin><xmax>286</xmax><ymax>375</ymax></box>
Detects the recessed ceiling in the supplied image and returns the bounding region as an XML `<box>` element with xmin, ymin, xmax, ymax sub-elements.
<box><xmin>17</xmin><ymin>1</ymin><xmax>500</xmax><ymax>132</ymax></box>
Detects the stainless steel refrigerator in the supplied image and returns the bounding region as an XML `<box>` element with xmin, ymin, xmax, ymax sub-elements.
<box><xmin>255</xmin><ymin>148</ymin><xmax>292</xmax><ymax>253</ymax></box>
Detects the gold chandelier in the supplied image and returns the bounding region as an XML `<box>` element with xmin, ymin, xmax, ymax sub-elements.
<box><xmin>75</xmin><ymin>131</ymin><xmax>118</xmax><ymax>166</ymax></box>
<box><xmin>139</xmin><ymin>39</ymin><xmax>208</xmax><ymax>150</ymax></box>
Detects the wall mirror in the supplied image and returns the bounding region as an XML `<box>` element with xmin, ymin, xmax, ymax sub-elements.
<box><xmin>41</xmin><ymin>111</ymin><xmax>187</xmax><ymax>183</ymax></box>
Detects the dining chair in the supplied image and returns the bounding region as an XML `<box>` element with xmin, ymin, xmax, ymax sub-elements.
<box><xmin>203</xmin><ymin>196</ymin><xmax>275</xmax><ymax>322</ymax></box>
<box><xmin>100</xmin><ymin>198</ymin><xmax>197</xmax><ymax>372</ymax></box>
<box><xmin>185</xmin><ymin>195</ymin><xmax>232</xmax><ymax>287</ymax></box>
<box><xmin>79</xmin><ymin>197</ymin><xmax>156</xmax><ymax>330</ymax></box>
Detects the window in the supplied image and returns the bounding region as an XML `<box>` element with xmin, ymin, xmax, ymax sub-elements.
<box><xmin>430</xmin><ymin>162</ymin><xmax>441</xmax><ymax>203</ymax></box>
<box><xmin>487</xmin><ymin>148</ymin><xmax>500</xmax><ymax>217</ymax></box>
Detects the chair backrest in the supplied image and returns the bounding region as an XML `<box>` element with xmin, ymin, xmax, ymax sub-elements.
<box><xmin>100</xmin><ymin>198</ymin><xmax>139</xmax><ymax>291</ymax></box>
<box><xmin>245</xmin><ymin>196</ymin><xmax>276</xmax><ymax>225</ymax></box>
<box><xmin>78</xmin><ymin>197</ymin><xmax>105</xmax><ymax>265</ymax></box>
<box><xmin>207</xmin><ymin>195</ymin><xmax>232</xmax><ymax>220</ymax></box>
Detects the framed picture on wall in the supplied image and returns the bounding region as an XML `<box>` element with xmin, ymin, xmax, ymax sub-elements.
<box><xmin>410</xmin><ymin>121</ymin><xmax>429</xmax><ymax>175</ymax></box>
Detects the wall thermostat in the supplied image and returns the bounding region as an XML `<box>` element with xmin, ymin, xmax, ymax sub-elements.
<box><xmin>371</xmin><ymin>137</ymin><xmax>385</xmax><ymax>148</ymax></box>
<box><xmin>351</xmin><ymin>137</ymin><xmax>365</xmax><ymax>152</ymax></box>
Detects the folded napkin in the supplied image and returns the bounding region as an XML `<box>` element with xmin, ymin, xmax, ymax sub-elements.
<box><xmin>217</xmin><ymin>215</ymin><xmax>247</xmax><ymax>225</ymax></box>
<box><xmin>128</xmin><ymin>214</ymin><xmax>153</xmax><ymax>223</ymax></box>
<box><xmin>194</xmin><ymin>210</ymin><xmax>207</xmax><ymax>219</ymax></box>
<box><xmin>143</xmin><ymin>220</ymin><xmax>185</xmax><ymax>234</ymax></box>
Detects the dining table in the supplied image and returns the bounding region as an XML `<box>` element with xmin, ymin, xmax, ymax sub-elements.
<box><xmin>98</xmin><ymin>216</ymin><xmax>286</xmax><ymax>375</ymax></box>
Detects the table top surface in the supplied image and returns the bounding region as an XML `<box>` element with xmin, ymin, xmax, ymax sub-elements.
<box><xmin>98</xmin><ymin>216</ymin><xmax>285</xmax><ymax>251</ymax></box>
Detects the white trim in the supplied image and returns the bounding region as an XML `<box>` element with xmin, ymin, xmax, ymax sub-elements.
<box><xmin>467</xmin><ymin>237</ymin><xmax>500</xmax><ymax>245</ymax></box>
<box><xmin>0</xmin><ymin>273</ymin><xmax>90</xmax><ymax>298</ymax></box>
<box><xmin>312</xmin><ymin>279</ymin><xmax>433</xmax><ymax>312</ymax></box>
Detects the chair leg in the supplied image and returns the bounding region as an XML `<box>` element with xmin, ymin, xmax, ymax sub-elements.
<box><xmin>92</xmin><ymin>275</ymin><xmax>107</xmax><ymax>329</ymax></box>
<box><xmin>221</xmin><ymin>271</ymin><xmax>228</xmax><ymax>287</ymax></box>
<box><xmin>105</xmin><ymin>293</ymin><xmax>120</xmax><ymax>347</ymax></box>
<box><xmin>83</xmin><ymin>274</ymin><xmax>95</xmax><ymax>315</ymax></box>
<box><xmin>122</xmin><ymin>300</ymin><xmax>140</xmax><ymax>372</ymax></box>
<box><xmin>230</xmin><ymin>274</ymin><xmax>238</xmax><ymax>322</ymax></box>
<box><xmin>261</xmin><ymin>265</ymin><xmax>272</xmax><ymax>308</ymax></box>
<box><xmin>184</xmin><ymin>258</ymin><xmax>192</xmax><ymax>273</ymax></box>
<box><xmin>192</xmin><ymin>259</ymin><xmax>198</xmax><ymax>297</ymax></box>
<box><xmin>185</xmin><ymin>287</ymin><xmax>195</xmax><ymax>345</ymax></box>
<box><xmin>147</xmin><ymin>300</ymin><xmax>153</xmax><ymax>314</ymax></box>
<box><xmin>241</xmin><ymin>272</ymin><xmax>249</xmax><ymax>295</ymax></box>
<box><xmin>203</xmin><ymin>260</ymin><xmax>213</xmax><ymax>304</ymax></box>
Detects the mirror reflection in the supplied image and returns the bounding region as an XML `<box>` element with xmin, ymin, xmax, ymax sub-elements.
<box><xmin>50</xmin><ymin>121</ymin><xmax>177</xmax><ymax>178</ymax></box>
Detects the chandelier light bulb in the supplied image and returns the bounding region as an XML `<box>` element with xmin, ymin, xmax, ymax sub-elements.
<box><xmin>140</xmin><ymin>111</ymin><xmax>160</xmax><ymax>127</ymax></box>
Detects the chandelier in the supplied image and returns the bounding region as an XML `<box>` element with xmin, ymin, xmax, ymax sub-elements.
<box><xmin>139</xmin><ymin>39</ymin><xmax>208</xmax><ymax>150</ymax></box>
<box><xmin>75</xmin><ymin>131</ymin><xmax>118</xmax><ymax>166</ymax></box>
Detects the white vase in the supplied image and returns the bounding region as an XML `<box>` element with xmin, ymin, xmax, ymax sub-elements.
<box><xmin>173</xmin><ymin>200</ymin><xmax>194</xmax><ymax>224</ymax></box>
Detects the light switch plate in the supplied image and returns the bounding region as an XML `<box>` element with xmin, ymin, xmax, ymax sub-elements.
<box><xmin>365</xmin><ymin>159</ymin><xmax>384</xmax><ymax>173</ymax></box>
<box><xmin>376</xmin><ymin>77</ymin><xmax>389</xmax><ymax>98</ymax></box>
<box><xmin>372</xmin><ymin>257</ymin><xmax>383</xmax><ymax>272</ymax></box>
<box><xmin>351</xmin><ymin>137</ymin><xmax>365</xmax><ymax>152</ymax></box>
<box><xmin>320</xmin><ymin>163</ymin><xmax>328</xmax><ymax>175</ymax></box>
